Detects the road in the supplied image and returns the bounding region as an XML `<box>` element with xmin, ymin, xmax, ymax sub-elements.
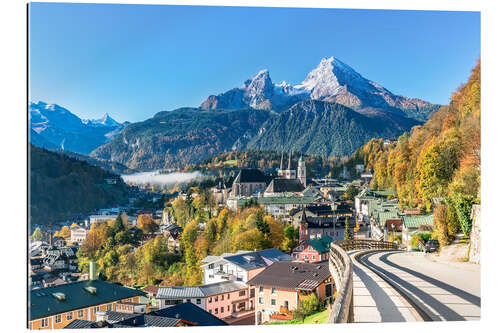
<box><xmin>353</xmin><ymin>251</ymin><xmax>480</xmax><ymax>322</ymax></box>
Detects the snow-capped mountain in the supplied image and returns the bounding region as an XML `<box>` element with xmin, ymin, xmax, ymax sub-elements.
<box><xmin>201</xmin><ymin>57</ymin><xmax>439</xmax><ymax>121</ymax></box>
<box><xmin>29</xmin><ymin>101</ymin><xmax>128</xmax><ymax>155</ymax></box>
<box><xmin>82</xmin><ymin>113</ymin><xmax>121</xmax><ymax>127</ymax></box>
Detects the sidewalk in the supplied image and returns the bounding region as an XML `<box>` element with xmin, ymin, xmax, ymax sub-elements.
<box><xmin>350</xmin><ymin>251</ymin><xmax>419</xmax><ymax>323</ymax></box>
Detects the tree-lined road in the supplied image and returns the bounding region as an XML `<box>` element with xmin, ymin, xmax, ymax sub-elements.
<box><xmin>352</xmin><ymin>251</ymin><xmax>480</xmax><ymax>323</ymax></box>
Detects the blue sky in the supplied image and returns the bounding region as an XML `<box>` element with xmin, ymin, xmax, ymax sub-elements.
<box><xmin>29</xmin><ymin>3</ymin><xmax>480</xmax><ymax>123</ymax></box>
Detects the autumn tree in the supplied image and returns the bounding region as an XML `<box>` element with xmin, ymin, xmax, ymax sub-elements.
<box><xmin>32</xmin><ymin>227</ymin><xmax>43</xmax><ymax>241</ymax></box>
<box><xmin>138</xmin><ymin>214</ymin><xmax>158</xmax><ymax>234</ymax></box>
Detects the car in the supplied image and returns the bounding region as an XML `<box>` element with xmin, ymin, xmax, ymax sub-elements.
<box><xmin>424</xmin><ymin>239</ymin><xmax>439</xmax><ymax>253</ymax></box>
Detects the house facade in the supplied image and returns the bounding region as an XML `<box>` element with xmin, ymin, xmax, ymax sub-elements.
<box><xmin>70</xmin><ymin>226</ymin><xmax>88</xmax><ymax>245</ymax></box>
<box><xmin>292</xmin><ymin>236</ymin><xmax>333</xmax><ymax>263</ymax></box>
<box><xmin>200</xmin><ymin>249</ymin><xmax>293</xmax><ymax>285</ymax></box>
<box><xmin>156</xmin><ymin>281</ymin><xmax>252</xmax><ymax>321</ymax></box>
<box><xmin>248</xmin><ymin>262</ymin><xmax>333</xmax><ymax>324</ymax></box>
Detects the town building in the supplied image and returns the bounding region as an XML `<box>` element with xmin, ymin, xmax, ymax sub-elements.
<box><xmin>156</xmin><ymin>280</ymin><xmax>252</xmax><ymax>322</ymax></box>
<box><xmin>200</xmin><ymin>249</ymin><xmax>293</xmax><ymax>285</ymax></box>
<box><xmin>152</xmin><ymin>302</ymin><xmax>228</xmax><ymax>326</ymax></box>
<box><xmin>248</xmin><ymin>261</ymin><xmax>333</xmax><ymax>324</ymax></box>
<box><xmin>232</xmin><ymin>195</ymin><xmax>323</xmax><ymax>221</ymax></box>
<box><xmin>29</xmin><ymin>280</ymin><xmax>146</xmax><ymax>330</ymax></box>
<box><xmin>212</xmin><ymin>181</ymin><xmax>231</xmax><ymax>206</ymax></box>
<box><xmin>292</xmin><ymin>235</ymin><xmax>333</xmax><ymax>263</ymax></box>
<box><xmin>70</xmin><ymin>226</ymin><xmax>88</xmax><ymax>245</ymax></box>
<box><xmin>402</xmin><ymin>214</ymin><xmax>434</xmax><ymax>248</ymax></box>
<box><xmin>231</xmin><ymin>169</ymin><xmax>271</xmax><ymax>197</ymax></box>
<box><xmin>263</xmin><ymin>178</ymin><xmax>305</xmax><ymax>197</ymax></box>
<box><xmin>89</xmin><ymin>214</ymin><xmax>118</xmax><ymax>225</ymax></box>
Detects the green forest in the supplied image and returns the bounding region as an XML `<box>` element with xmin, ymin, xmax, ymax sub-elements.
<box><xmin>29</xmin><ymin>145</ymin><xmax>130</xmax><ymax>225</ymax></box>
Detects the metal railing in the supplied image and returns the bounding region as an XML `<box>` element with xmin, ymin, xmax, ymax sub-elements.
<box><xmin>327</xmin><ymin>239</ymin><xmax>398</xmax><ymax>323</ymax></box>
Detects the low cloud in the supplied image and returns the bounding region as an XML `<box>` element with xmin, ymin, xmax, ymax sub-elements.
<box><xmin>121</xmin><ymin>171</ymin><xmax>203</xmax><ymax>186</ymax></box>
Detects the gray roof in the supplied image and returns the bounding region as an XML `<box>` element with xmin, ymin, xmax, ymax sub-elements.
<box><xmin>114</xmin><ymin>314</ymin><xmax>181</xmax><ymax>327</ymax></box>
<box><xmin>265</xmin><ymin>178</ymin><xmax>305</xmax><ymax>193</ymax></box>
<box><xmin>224</xmin><ymin>248</ymin><xmax>293</xmax><ymax>271</ymax></box>
<box><xmin>248</xmin><ymin>261</ymin><xmax>330</xmax><ymax>291</ymax></box>
<box><xmin>233</xmin><ymin>169</ymin><xmax>270</xmax><ymax>184</ymax></box>
<box><xmin>104</xmin><ymin>311</ymin><xmax>139</xmax><ymax>323</ymax></box>
<box><xmin>201</xmin><ymin>250</ymin><xmax>251</xmax><ymax>264</ymax></box>
<box><xmin>63</xmin><ymin>319</ymin><xmax>100</xmax><ymax>329</ymax></box>
<box><xmin>157</xmin><ymin>281</ymin><xmax>247</xmax><ymax>299</ymax></box>
<box><xmin>152</xmin><ymin>302</ymin><xmax>228</xmax><ymax>326</ymax></box>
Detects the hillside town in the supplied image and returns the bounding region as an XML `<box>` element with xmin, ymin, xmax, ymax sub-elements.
<box><xmin>29</xmin><ymin>151</ymin><xmax>480</xmax><ymax>329</ymax></box>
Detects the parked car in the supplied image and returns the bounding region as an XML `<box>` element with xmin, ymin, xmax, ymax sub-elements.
<box><xmin>424</xmin><ymin>239</ymin><xmax>439</xmax><ymax>253</ymax></box>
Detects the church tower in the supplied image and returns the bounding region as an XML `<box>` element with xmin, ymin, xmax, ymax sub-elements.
<box><xmin>297</xmin><ymin>156</ymin><xmax>306</xmax><ymax>187</ymax></box>
<box><xmin>278</xmin><ymin>152</ymin><xmax>285</xmax><ymax>177</ymax></box>
<box><xmin>285</xmin><ymin>151</ymin><xmax>296</xmax><ymax>179</ymax></box>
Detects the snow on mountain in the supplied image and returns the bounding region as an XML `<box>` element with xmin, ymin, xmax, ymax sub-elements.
<box><xmin>200</xmin><ymin>57</ymin><xmax>439</xmax><ymax>121</ymax></box>
<box><xmin>83</xmin><ymin>113</ymin><xmax>121</xmax><ymax>127</ymax></box>
<box><xmin>29</xmin><ymin>101</ymin><xmax>127</xmax><ymax>155</ymax></box>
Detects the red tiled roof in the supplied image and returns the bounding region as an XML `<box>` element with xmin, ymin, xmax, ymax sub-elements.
<box><xmin>143</xmin><ymin>285</ymin><xmax>159</xmax><ymax>294</ymax></box>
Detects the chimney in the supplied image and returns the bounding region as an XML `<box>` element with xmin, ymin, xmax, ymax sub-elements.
<box><xmin>89</xmin><ymin>261</ymin><xmax>97</xmax><ymax>281</ymax></box>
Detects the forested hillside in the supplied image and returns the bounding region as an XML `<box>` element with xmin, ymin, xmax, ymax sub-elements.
<box><xmin>29</xmin><ymin>145</ymin><xmax>130</xmax><ymax>225</ymax></box>
<box><xmin>349</xmin><ymin>61</ymin><xmax>480</xmax><ymax>241</ymax></box>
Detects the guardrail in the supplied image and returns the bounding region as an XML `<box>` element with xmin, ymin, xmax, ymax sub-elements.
<box><xmin>327</xmin><ymin>239</ymin><xmax>398</xmax><ymax>323</ymax></box>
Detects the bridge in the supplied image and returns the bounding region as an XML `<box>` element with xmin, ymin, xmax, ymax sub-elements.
<box><xmin>327</xmin><ymin>240</ymin><xmax>480</xmax><ymax>323</ymax></box>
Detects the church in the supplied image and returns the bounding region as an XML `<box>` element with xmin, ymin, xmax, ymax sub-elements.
<box><xmin>264</xmin><ymin>152</ymin><xmax>307</xmax><ymax>197</ymax></box>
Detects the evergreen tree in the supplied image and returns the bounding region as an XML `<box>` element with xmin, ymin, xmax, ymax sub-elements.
<box><xmin>344</xmin><ymin>217</ymin><xmax>352</xmax><ymax>240</ymax></box>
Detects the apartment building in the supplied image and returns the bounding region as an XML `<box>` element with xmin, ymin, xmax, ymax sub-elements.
<box><xmin>29</xmin><ymin>280</ymin><xmax>145</xmax><ymax>329</ymax></box>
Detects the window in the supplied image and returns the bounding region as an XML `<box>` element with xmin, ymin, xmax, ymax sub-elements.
<box><xmin>221</xmin><ymin>294</ymin><xmax>224</xmax><ymax>301</ymax></box>
<box><xmin>271</xmin><ymin>299</ymin><xmax>276</xmax><ymax>306</ymax></box>
<box><xmin>196</xmin><ymin>299</ymin><xmax>201</xmax><ymax>304</ymax></box>
<box><xmin>93</xmin><ymin>306</ymin><xmax>98</xmax><ymax>314</ymax></box>
<box><xmin>215</xmin><ymin>308</ymin><xmax>218</xmax><ymax>314</ymax></box>
<box><xmin>208</xmin><ymin>264</ymin><xmax>214</xmax><ymax>269</ymax></box>
<box><xmin>312</xmin><ymin>255</ymin><xmax>316</xmax><ymax>260</ymax></box>
<box><xmin>221</xmin><ymin>307</ymin><xmax>224</xmax><ymax>313</ymax></box>
<box><xmin>227</xmin><ymin>305</ymin><xmax>230</xmax><ymax>312</ymax></box>
<box><xmin>55</xmin><ymin>315</ymin><xmax>61</xmax><ymax>323</ymax></box>
<box><xmin>106</xmin><ymin>304</ymin><xmax>112</xmax><ymax>311</ymax></box>
<box><xmin>239</xmin><ymin>290</ymin><xmax>246</xmax><ymax>296</ymax></box>
<box><xmin>258</xmin><ymin>297</ymin><xmax>264</xmax><ymax>305</ymax></box>
<box><xmin>41</xmin><ymin>318</ymin><xmax>48</xmax><ymax>328</ymax></box>
<box><xmin>66</xmin><ymin>312</ymin><xmax>73</xmax><ymax>321</ymax></box>
<box><xmin>250</xmin><ymin>289</ymin><xmax>255</xmax><ymax>297</ymax></box>
<box><xmin>227</xmin><ymin>293</ymin><xmax>230</xmax><ymax>299</ymax></box>
<box><xmin>209</xmin><ymin>297</ymin><xmax>212</xmax><ymax>303</ymax></box>
<box><xmin>304</xmin><ymin>255</ymin><xmax>308</xmax><ymax>260</ymax></box>
<box><xmin>215</xmin><ymin>296</ymin><xmax>218</xmax><ymax>302</ymax></box>
<box><xmin>259</xmin><ymin>286</ymin><xmax>264</xmax><ymax>293</ymax></box>
<box><xmin>271</xmin><ymin>288</ymin><xmax>276</xmax><ymax>295</ymax></box>
<box><xmin>77</xmin><ymin>310</ymin><xmax>84</xmax><ymax>318</ymax></box>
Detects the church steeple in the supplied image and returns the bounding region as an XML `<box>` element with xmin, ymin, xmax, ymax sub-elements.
<box><xmin>280</xmin><ymin>152</ymin><xmax>284</xmax><ymax>171</ymax></box>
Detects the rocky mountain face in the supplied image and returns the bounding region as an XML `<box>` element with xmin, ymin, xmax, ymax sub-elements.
<box><xmin>29</xmin><ymin>101</ymin><xmax>127</xmax><ymax>155</ymax></box>
<box><xmin>201</xmin><ymin>57</ymin><xmax>439</xmax><ymax>121</ymax></box>
<box><xmin>247</xmin><ymin>100</ymin><xmax>421</xmax><ymax>157</ymax></box>
<box><xmin>90</xmin><ymin>108</ymin><xmax>272</xmax><ymax>170</ymax></box>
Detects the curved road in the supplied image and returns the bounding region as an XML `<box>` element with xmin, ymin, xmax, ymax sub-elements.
<box><xmin>352</xmin><ymin>251</ymin><xmax>480</xmax><ymax>323</ymax></box>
